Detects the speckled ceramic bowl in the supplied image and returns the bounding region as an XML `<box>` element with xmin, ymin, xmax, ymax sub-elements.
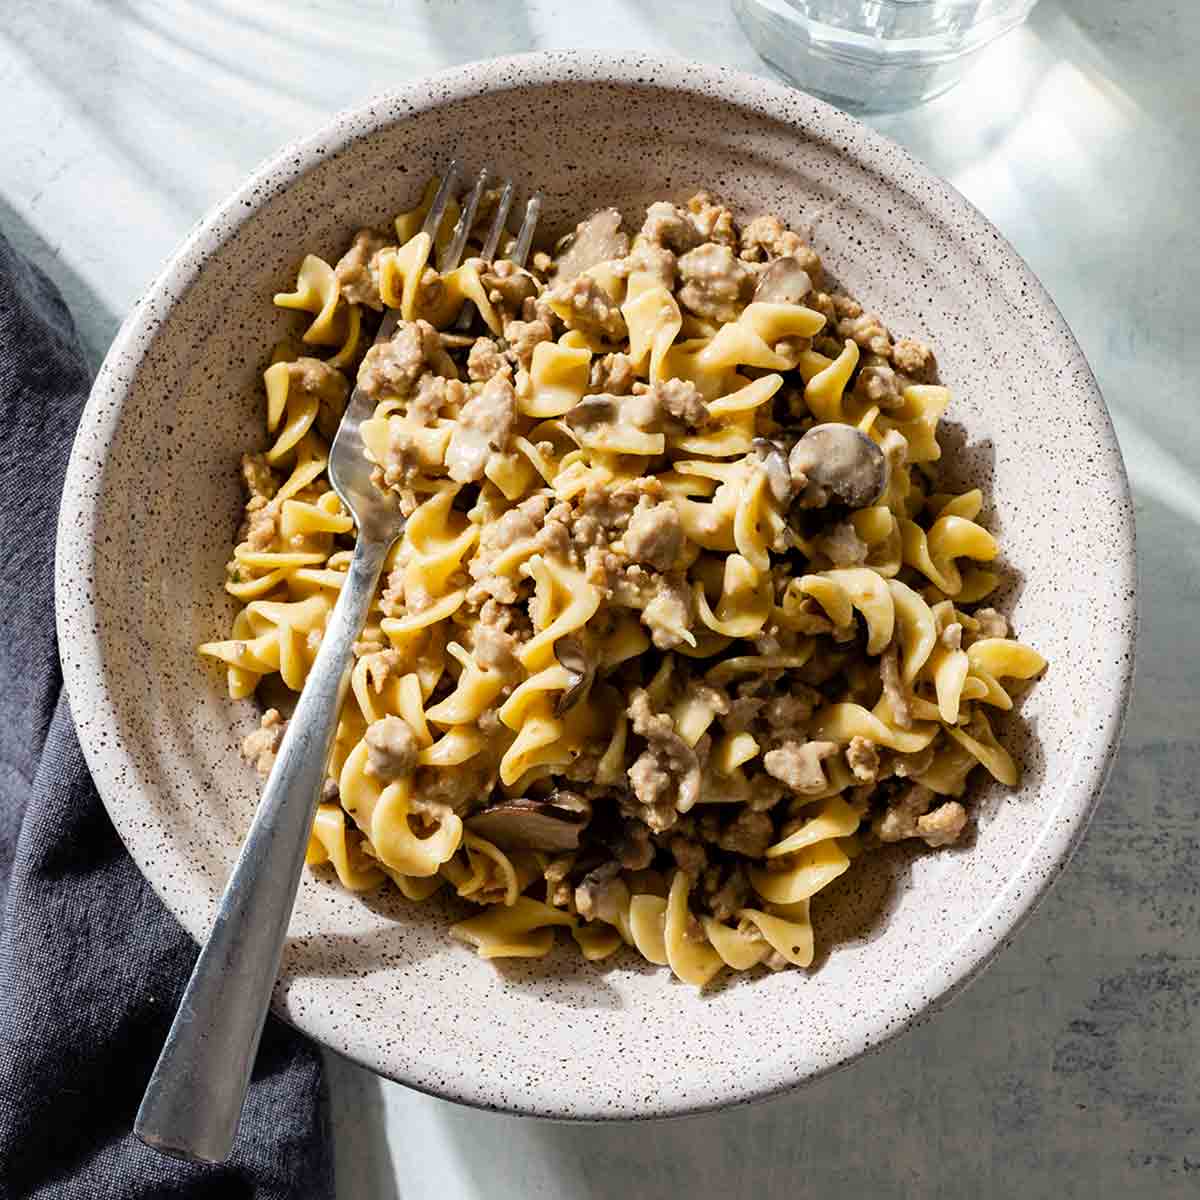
<box><xmin>56</xmin><ymin>52</ymin><xmax>1135</xmax><ymax>1120</ymax></box>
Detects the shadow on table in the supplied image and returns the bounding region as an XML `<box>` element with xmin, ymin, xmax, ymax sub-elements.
<box><xmin>323</xmin><ymin>1050</ymin><xmax>402</xmax><ymax>1200</ymax></box>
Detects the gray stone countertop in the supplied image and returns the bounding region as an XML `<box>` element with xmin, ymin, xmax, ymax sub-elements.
<box><xmin>4</xmin><ymin>1</ymin><xmax>1195</xmax><ymax>1195</ymax></box>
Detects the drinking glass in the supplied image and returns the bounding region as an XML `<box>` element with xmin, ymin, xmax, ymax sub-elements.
<box><xmin>733</xmin><ymin>0</ymin><xmax>1041</xmax><ymax>111</ymax></box>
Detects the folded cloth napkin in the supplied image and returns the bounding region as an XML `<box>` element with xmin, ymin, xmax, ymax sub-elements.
<box><xmin>0</xmin><ymin>234</ymin><xmax>334</xmax><ymax>1198</ymax></box>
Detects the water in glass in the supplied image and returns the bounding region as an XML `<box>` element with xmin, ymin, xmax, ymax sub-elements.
<box><xmin>733</xmin><ymin>0</ymin><xmax>1040</xmax><ymax>111</ymax></box>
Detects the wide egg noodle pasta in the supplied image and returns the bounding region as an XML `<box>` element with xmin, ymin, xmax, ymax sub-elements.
<box><xmin>274</xmin><ymin>254</ymin><xmax>347</xmax><ymax>347</ymax></box>
<box><xmin>449</xmin><ymin>897</ymin><xmax>576</xmax><ymax>958</ymax></box>
<box><xmin>307</xmin><ymin>802</ymin><xmax>385</xmax><ymax>892</ymax></box>
<box><xmin>339</xmin><ymin>741</ymin><xmax>463</xmax><ymax>877</ymax></box>
<box><xmin>201</xmin><ymin>182</ymin><xmax>1046</xmax><ymax>986</ymax></box>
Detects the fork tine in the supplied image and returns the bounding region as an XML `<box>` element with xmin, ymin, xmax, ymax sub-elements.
<box><xmin>479</xmin><ymin>180</ymin><xmax>515</xmax><ymax>263</ymax></box>
<box><xmin>510</xmin><ymin>192</ymin><xmax>543</xmax><ymax>269</ymax></box>
<box><xmin>440</xmin><ymin>166</ymin><xmax>489</xmax><ymax>273</ymax></box>
<box><xmin>421</xmin><ymin>161</ymin><xmax>461</xmax><ymax>240</ymax></box>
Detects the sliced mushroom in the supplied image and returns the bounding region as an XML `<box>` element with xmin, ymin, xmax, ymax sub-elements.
<box><xmin>553</xmin><ymin>636</ymin><xmax>596</xmax><ymax>715</ymax></box>
<box><xmin>465</xmin><ymin>797</ymin><xmax>590</xmax><ymax>852</ymax></box>
<box><xmin>563</xmin><ymin>394</ymin><xmax>618</xmax><ymax>430</ymax></box>
<box><xmin>552</xmin><ymin>209</ymin><xmax>630</xmax><ymax>284</ymax></box>
<box><xmin>788</xmin><ymin>423</ymin><xmax>889</xmax><ymax>509</ymax></box>
<box><xmin>753</xmin><ymin>256</ymin><xmax>813</xmax><ymax>305</ymax></box>
<box><xmin>751</xmin><ymin>437</ymin><xmax>794</xmax><ymax>505</ymax></box>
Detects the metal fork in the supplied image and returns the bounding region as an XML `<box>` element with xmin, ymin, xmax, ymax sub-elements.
<box><xmin>134</xmin><ymin>162</ymin><xmax>542</xmax><ymax>1165</ymax></box>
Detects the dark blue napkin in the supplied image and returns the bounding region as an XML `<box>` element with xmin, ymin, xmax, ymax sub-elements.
<box><xmin>0</xmin><ymin>233</ymin><xmax>334</xmax><ymax>1199</ymax></box>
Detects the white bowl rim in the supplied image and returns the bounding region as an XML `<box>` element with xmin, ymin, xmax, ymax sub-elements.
<box><xmin>55</xmin><ymin>49</ymin><xmax>1137</xmax><ymax>1119</ymax></box>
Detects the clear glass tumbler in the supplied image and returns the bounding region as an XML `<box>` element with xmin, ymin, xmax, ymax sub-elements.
<box><xmin>733</xmin><ymin>0</ymin><xmax>1041</xmax><ymax>112</ymax></box>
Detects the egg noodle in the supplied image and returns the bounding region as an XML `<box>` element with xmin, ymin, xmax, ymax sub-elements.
<box><xmin>201</xmin><ymin>183</ymin><xmax>1044</xmax><ymax>985</ymax></box>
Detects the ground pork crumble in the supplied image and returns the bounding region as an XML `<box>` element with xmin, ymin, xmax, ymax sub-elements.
<box><xmin>218</xmin><ymin>185</ymin><xmax>1041</xmax><ymax>984</ymax></box>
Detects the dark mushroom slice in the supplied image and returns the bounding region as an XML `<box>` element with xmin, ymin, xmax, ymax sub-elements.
<box><xmin>465</xmin><ymin>797</ymin><xmax>590</xmax><ymax>852</ymax></box>
<box><xmin>751</xmin><ymin>437</ymin><xmax>794</xmax><ymax>505</ymax></box>
<box><xmin>553</xmin><ymin>636</ymin><xmax>596</xmax><ymax>715</ymax></box>
<box><xmin>789</xmin><ymin>423</ymin><xmax>889</xmax><ymax>509</ymax></box>
<box><xmin>551</xmin><ymin>209</ymin><xmax>630</xmax><ymax>284</ymax></box>
<box><xmin>563</xmin><ymin>394</ymin><xmax>618</xmax><ymax>431</ymax></box>
<box><xmin>753</xmin><ymin>256</ymin><xmax>813</xmax><ymax>305</ymax></box>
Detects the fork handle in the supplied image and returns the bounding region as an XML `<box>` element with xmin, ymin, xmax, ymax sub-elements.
<box><xmin>135</xmin><ymin>533</ymin><xmax>394</xmax><ymax>1163</ymax></box>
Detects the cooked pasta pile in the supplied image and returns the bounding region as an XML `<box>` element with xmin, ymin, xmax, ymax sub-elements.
<box><xmin>201</xmin><ymin>182</ymin><xmax>1045</xmax><ymax>985</ymax></box>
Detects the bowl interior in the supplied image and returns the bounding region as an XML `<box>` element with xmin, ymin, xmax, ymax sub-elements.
<box><xmin>58</xmin><ymin>57</ymin><xmax>1135</xmax><ymax>1119</ymax></box>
